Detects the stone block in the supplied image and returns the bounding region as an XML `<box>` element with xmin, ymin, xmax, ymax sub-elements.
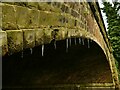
<box><xmin>71</xmin><ymin>9</ymin><xmax>79</xmax><ymax>18</ymax></box>
<box><xmin>0</xmin><ymin>31</ymin><xmax>8</xmax><ymax>56</ymax></box>
<box><xmin>68</xmin><ymin>29</ymin><xmax>73</xmax><ymax>38</ymax></box>
<box><xmin>2</xmin><ymin>3</ymin><xmax>17</xmax><ymax>30</ymax></box>
<box><xmin>67</xmin><ymin>16</ymin><xmax>76</xmax><ymax>28</ymax></box>
<box><xmin>29</xmin><ymin>9</ymin><xmax>39</xmax><ymax>28</ymax></box>
<box><xmin>22</xmin><ymin>29</ymin><xmax>35</xmax><ymax>49</ymax></box>
<box><xmin>6</xmin><ymin>30</ymin><xmax>23</xmax><ymax>55</ymax></box>
<box><xmin>38</xmin><ymin>11</ymin><xmax>76</xmax><ymax>28</ymax></box>
<box><xmin>61</xmin><ymin>28</ymin><xmax>67</xmax><ymax>39</ymax></box>
<box><xmin>39</xmin><ymin>11</ymin><xmax>62</xmax><ymax>27</ymax></box>
<box><xmin>35</xmin><ymin>28</ymin><xmax>44</xmax><ymax>46</ymax></box>
<box><xmin>68</xmin><ymin>29</ymin><xmax>76</xmax><ymax>37</ymax></box>
<box><xmin>44</xmin><ymin>28</ymin><xmax>52</xmax><ymax>44</ymax></box>
<box><xmin>68</xmin><ymin>28</ymin><xmax>81</xmax><ymax>38</ymax></box>
<box><xmin>15</xmin><ymin>5</ymin><xmax>30</xmax><ymax>29</ymax></box>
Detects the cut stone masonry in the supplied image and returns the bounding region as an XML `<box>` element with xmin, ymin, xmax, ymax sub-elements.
<box><xmin>1</xmin><ymin>1</ymin><xmax>119</xmax><ymax>89</ymax></box>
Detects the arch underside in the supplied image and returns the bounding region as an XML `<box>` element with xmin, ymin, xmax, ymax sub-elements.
<box><xmin>3</xmin><ymin>37</ymin><xmax>113</xmax><ymax>89</ymax></box>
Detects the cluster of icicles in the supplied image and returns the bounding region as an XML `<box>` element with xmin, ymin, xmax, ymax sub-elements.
<box><xmin>21</xmin><ymin>38</ymin><xmax>91</xmax><ymax>58</ymax></box>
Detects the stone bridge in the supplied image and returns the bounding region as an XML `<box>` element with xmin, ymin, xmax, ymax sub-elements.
<box><xmin>1</xmin><ymin>1</ymin><xmax>120</xmax><ymax>89</ymax></box>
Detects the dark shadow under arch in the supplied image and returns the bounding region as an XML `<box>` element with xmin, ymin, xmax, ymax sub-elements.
<box><xmin>2</xmin><ymin>38</ymin><xmax>113</xmax><ymax>88</ymax></box>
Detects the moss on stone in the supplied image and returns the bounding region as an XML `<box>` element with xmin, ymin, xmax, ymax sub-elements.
<box><xmin>2</xmin><ymin>3</ymin><xmax>17</xmax><ymax>30</ymax></box>
<box><xmin>6</xmin><ymin>30</ymin><xmax>23</xmax><ymax>55</ymax></box>
<box><xmin>15</xmin><ymin>5</ymin><xmax>30</xmax><ymax>29</ymax></box>
<box><xmin>22</xmin><ymin>29</ymin><xmax>35</xmax><ymax>49</ymax></box>
<box><xmin>28</xmin><ymin>9</ymin><xmax>40</xmax><ymax>28</ymax></box>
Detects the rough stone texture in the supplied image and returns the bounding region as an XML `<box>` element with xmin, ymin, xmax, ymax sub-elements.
<box><xmin>52</xmin><ymin>27</ymin><xmax>67</xmax><ymax>40</ymax></box>
<box><xmin>0</xmin><ymin>31</ymin><xmax>8</xmax><ymax>56</ymax></box>
<box><xmin>60</xmin><ymin>28</ymin><xmax>68</xmax><ymax>39</ymax></box>
<box><xmin>6</xmin><ymin>30</ymin><xmax>23</xmax><ymax>55</ymax></box>
<box><xmin>2</xmin><ymin>3</ymin><xmax>17</xmax><ymax>30</ymax></box>
<box><xmin>28</xmin><ymin>9</ymin><xmax>39</xmax><ymax>28</ymax></box>
<box><xmin>38</xmin><ymin>2</ymin><xmax>62</xmax><ymax>13</ymax></box>
<box><xmin>38</xmin><ymin>11</ymin><xmax>77</xmax><ymax>28</ymax></box>
<box><xmin>67</xmin><ymin>16</ymin><xmax>76</xmax><ymax>28</ymax></box>
<box><xmin>39</xmin><ymin>11</ymin><xmax>62</xmax><ymax>27</ymax></box>
<box><xmin>15</xmin><ymin>5</ymin><xmax>30</xmax><ymax>29</ymax></box>
<box><xmin>35</xmin><ymin>28</ymin><xmax>44</xmax><ymax>46</ymax></box>
<box><xmin>27</xmin><ymin>2</ymin><xmax>39</xmax><ymax>9</ymax></box>
<box><xmin>44</xmin><ymin>28</ymin><xmax>52</xmax><ymax>44</ymax></box>
<box><xmin>1</xmin><ymin>2</ymin><xmax>119</xmax><ymax>88</ymax></box>
<box><xmin>0</xmin><ymin>3</ymin><xmax>2</xmax><ymax>29</ymax></box>
<box><xmin>22</xmin><ymin>29</ymin><xmax>35</xmax><ymax>49</ymax></box>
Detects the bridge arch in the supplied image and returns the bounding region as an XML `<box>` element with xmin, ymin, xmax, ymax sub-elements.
<box><xmin>1</xmin><ymin>1</ymin><xmax>119</xmax><ymax>89</ymax></box>
<box><xmin>3</xmin><ymin>36</ymin><xmax>114</xmax><ymax>88</ymax></box>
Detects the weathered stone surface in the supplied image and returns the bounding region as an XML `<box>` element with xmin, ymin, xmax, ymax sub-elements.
<box><xmin>68</xmin><ymin>29</ymin><xmax>74</xmax><ymax>38</ymax></box>
<box><xmin>15</xmin><ymin>5</ymin><xmax>30</xmax><ymax>29</ymax></box>
<box><xmin>0</xmin><ymin>3</ymin><xmax>2</xmax><ymax>29</ymax></box>
<box><xmin>29</xmin><ymin>9</ymin><xmax>39</xmax><ymax>28</ymax></box>
<box><xmin>67</xmin><ymin>16</ymin><xmax>76</xmax><ymax>28</ymax></box>
<box><xmin>51</xmin><ymin>27</ymin><xmax>68</xmax><ymax>41</ymax></box>
<box><xmin>0</xmin><ymin>31</ymin><xmax>8</xmax><ymax>56</ymax></box>
<box><xmin>35</xmin><ymin>28</ymin><xmax>44</xmax><ymax>46</ymax></box>
<box><xmin>2</xmin><ymin>3</ymin><xmax>17</xmax><ymax>30</ymax></box>
<box><xmin>38</xmin><ymin>11</ymin><xmax>77</xmax><ymax>28</ymax></box>
<box><xmin>39</xmin><ymin>11</ymin><xmax>62</xmax><ymax>27</ymax></box>
<box><xmin>38</xmin><ymin>2</ymin><xmax>62</xmax><ymax>13</ymax></box>
<box><xmin>44</xmin><ymin>28</ymin><xmax>52</xmax><ymax>44</ymax></box>
<box><xmin>60</xmin><ymin>28</ymin><xmax>67</xmax><ymax>39</ymax></box>
<box><xmin>61</xmin><ymin>4</ymin><xmax>71</xmax><ymax>13</ymax></box>
<box><xmin>22</xmin><ymin>29</ymin><xmax>35</xmax><ymax>49</ymax></box>
<box><xmin>6</xmin><ymin>30</ymin><xmax>23</xmax><ymax>55</ymax></box>
<box><xmin>51</xmin><ymin>2</ymin><xmax>62</xmax><ymax>9</ymax></box>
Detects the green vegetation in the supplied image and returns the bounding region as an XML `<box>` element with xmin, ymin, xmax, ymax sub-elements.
<box><xmin>102</xmin><ymin>1</ymin><xmax>120</xmax><ymax>79</ymax></box>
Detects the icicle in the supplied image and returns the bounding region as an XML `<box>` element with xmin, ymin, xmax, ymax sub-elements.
<box><xmin>54</xmin><ymin>41</ymin><xmax>56</xmax><ymax>49</ymax></box>
<box><xmin>75</xmin><ymin>38</ymin><xmax>77</xmax><ymax>45</ymax></box>
<box><xmin>79</xmin><ymin>38</ymin><xmax>81</xmax><ymax>44</ymax></box>
<box><xmin>66</xmin><ymin>38</ymin><xmax>68</xmax><ymax>53</ymax></box>
<box><xmin>42</xmin><ymin>45</ymin><xmax>44</xmax><ymax>56</ymax></box>
<box><xmin>69</xmin><ymin>38</ymin><xmax>71</xmax><ymax>46</ymax></box>
<box><xmin>87</xmin><ymin>39</ymin><xmax>90</xmax><ymax>48</ymax></box>
<box><xmin>82</xmin><ymin>38</ymin><xmax>84</xmax><ymax>45</ymax></box>
<box><xmin>30</xmin><ymin>48</ymin><xmax>32</xmax><ymax>54</ymax></box>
